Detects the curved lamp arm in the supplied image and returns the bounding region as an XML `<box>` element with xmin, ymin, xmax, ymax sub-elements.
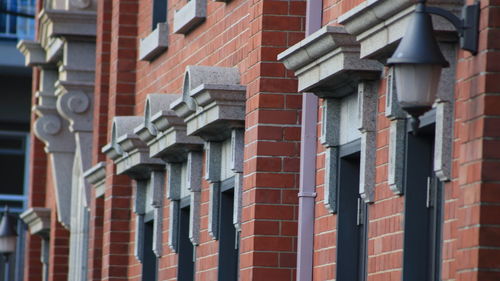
<box><xmin>424</xmin><ymin>1</ymin><xmax>480</xmax><ymax>54</ymax></box>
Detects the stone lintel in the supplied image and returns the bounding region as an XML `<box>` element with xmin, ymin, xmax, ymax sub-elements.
<box><xmin>278</xmin><ymin>25</ymin><xmax>382</xmax><ymax>96</ymax></box>
<box><xmin>20</xmin><ymin>208</ymin><xmax>51</xmax><ymax>238</ymax></box>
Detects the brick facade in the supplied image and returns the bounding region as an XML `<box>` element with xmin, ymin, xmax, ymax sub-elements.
<box><xmin>20</xmin><ymin>0</ymin><xmax>500</xmax><ymax>281</ymax></box>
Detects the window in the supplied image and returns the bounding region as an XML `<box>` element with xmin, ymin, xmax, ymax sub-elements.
<box><xmin>217</xmin><ymin>177</ymin><xmax>238</xmax><ymax>281</ymax></box>
<box><xmin>0</xmin><ymin>0</ymin><xmax>35</xmax><ymax>39</ymax></box>
<box><xmin>142</xmin><ymin>216</ymin><xmax>158</xmax><ymax>281</ymax></box>
<box><xmin>0</xmin><ymin>131</ymin><xmax>29</xmax><ymax>212</ymax></box>
<box><xmin>402</xmin><ymin>121</ymin><xmax>443</xmax><ymax>281</ymax></box>
<box><xmin>152</xmin><ymin>0</ymin><xmax>167</xmax><ymax>30</ymax></box>
<box><xmin>336</xmin><ymin>140</ymin><xmax>368</xmax><ymax>281</ymax></box>
<box><xmin>178</xmin><ymin>196</ymin><xmax>194</xmax><ymax>281</ymax></box>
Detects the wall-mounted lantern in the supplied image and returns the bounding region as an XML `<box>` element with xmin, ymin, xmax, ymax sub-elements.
<box><xmin>387</xmin><ymin>0</ymin><xmax>479</xmax><ymax>133</ymax></box>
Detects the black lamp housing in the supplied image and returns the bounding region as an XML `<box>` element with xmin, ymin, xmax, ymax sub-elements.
<box><xmin>387</xmin><ymin>0</ymin><xmax>480</xmax><ymax>134</ymax></box>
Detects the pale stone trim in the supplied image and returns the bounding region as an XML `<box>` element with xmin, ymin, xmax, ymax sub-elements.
<box><xmin>83</xmin><ymin>162</ymin><xmax>106</xmax><ymax>198</ymax></box>
<box><xmin>173</xmin><ymin>0</ymin><xmax>206</xmax><ymax>34</ymax></box>
<box><xmin>20</xmin><ymin>208</ymin><xmax>51</xmax><ymax>238</ymax></box>
<box><xmin>139</xmin><ymin>23</ymin><xmax>169</xmax><ymax>61</ymax></box>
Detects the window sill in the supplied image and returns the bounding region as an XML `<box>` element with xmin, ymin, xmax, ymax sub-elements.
<box><xmin>139</xmin><ymin>22</ymin><xmax>169</xmax><ymax>61</ymax></box>
<box><xmin>173</xmin><ymin>0</ymin><xmax>206</xmax><ymax>35</ymax></box>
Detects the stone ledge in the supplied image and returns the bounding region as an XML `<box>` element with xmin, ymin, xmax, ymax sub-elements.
<box><xmin>40</xmin><ymin>8</ymin><xmax>97</xmax><ymax>38</ymax></box>
<box><xmin>139</xmin><ymin>23</ymin><xmax>169</xmax><ymax>61</ymax></box>
<box><xmin>17</xmin><ymin>40</ymin><xmax>47</xmax><ymax>67</ymax></box>
<box><xmin>83</xmin><ymin>161</ymin><xmax>106</xmax><ymax>198</ymax></box>
<box><xmin>173</xmin><ymin>0</ymin><xmax>206</xmax><ymax>34</ymax></box>
<box><xmin>20</xmin><ymin>208</ymin><xmax>51</xmax><ymax>238</ymax></box>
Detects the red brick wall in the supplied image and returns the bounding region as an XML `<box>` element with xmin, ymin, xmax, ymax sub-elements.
<box><xmin>239</xmin><ymin>1</ymin><xmax>305</xmax><ymax>280</ymax></box>
<box><xmin>452</xmin><ymin>1</ymin><xmax>500</xmax><ymax>280</ymax></box>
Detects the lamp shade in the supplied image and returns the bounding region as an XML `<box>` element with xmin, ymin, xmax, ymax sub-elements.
<box><xmin>0</xmin><ymin>209</ymin><xmax>17</xmax><ymax>254</ymax></box>
<box><xmin>387</xmin><ymin>2</ymin><xmax>449</xmax><ymax>119</ymax></box>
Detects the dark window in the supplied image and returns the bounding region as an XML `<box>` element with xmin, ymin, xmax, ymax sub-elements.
<box><xmin>0</xmin><ymin>133</ymin><xmax>28</xmax><ymax>212</ymax></box>
<box><xmin>402</xmin><ymin>123</ymin><xmax>443</xmax><ymax>281</ymax></box>
<box><xmin>152</xmin><ymin>0</ymin><xmax>167</xmax><ymax>29</ymax></box>
<box><xmin>218</xmin><ymin>177</ymin><xmax>239</xmax><ymax>281</ymax></box>
<box><xmin>0</xmin><ymin>0</ymin><xmax>35</xmax><ymax>39</ymax></box>
<box><xmin>336</xmin><ymin>140</ymin><xmax>368</xmax><ymax>281</ymax></box>
<box><xmin>178</xmin><ymin>197</ymin><xmax>194</xmax><ymax>281</ymax></box>
<box><xmin>142</xmin><ymin>218</ymin><xmax>158</xmax><ymax>281</ymax></box>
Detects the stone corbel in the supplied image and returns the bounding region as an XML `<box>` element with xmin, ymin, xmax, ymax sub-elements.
<box><xmin>20</xmin><ymin>208</ymin><xmax>51</xmax><ymax>238</ymax></box>
<box><xmin>33</xmin><ymin>72</ymin><xmax>75</xmax><ymax>228</ymax></box>
<box><xmin>20</xmin><ymin>208</ymin><xmax>51</xmax><ymax>281</ymax></box>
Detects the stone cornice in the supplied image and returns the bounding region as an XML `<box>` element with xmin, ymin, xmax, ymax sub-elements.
<box><xmin>20</xmin><ymin>208</ymin><xmax>51</xmax><ymax>238</ymax></box>
<box><xmin>337</xmin><ymin>0</ymin><xmax>460</xmax><ymax>59</ymax></box>
<box><xmin>103</xmin><ymin>117</ymin><xmax>164</xmax><ymax>179</ymax></box>
<box><xmin>171</xmin><ymin>66</ymin><xmax>246</xmax><ymax>141</ymax></box>
<box><xmin>39</xmin><ymin>8</ymin><xmax>97</xmax><ymax>39</ymax></box>
<box><xmin>278</xmin><ymin>26</ymin><xmax>383</xmax><ymax>97</ymax></box>
<box><xmin>145</xmin><ymin>94</ymin><xmax>204</xmax><ymax>162</ymax></box>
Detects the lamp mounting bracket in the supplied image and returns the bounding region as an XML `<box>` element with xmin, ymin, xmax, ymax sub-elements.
<box><xmin>424</xmin><ymin>2</ymin><xmax>480</xmax><ymax>54</ymax></box>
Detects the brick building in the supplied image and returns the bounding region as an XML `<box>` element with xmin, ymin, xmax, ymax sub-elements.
<box><xmin>15</xmin><ymin>0</ymin><xmax>500</xmax><ymax>281</ymax></box>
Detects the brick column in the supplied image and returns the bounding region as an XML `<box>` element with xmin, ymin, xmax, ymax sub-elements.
<box><xmin>240</xmin><ymin>1</ymin><xmax>306</xmax><ymax>280</ymax></box>
<box><xmin>100</xmin><ymin>1</ymin><xmax>139</xmax><ymax>281</ymax></box>
<box><xmin>453</xmin><ymin>2</ymin><xmax>500</xmax><ymax>281</ymax></box>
